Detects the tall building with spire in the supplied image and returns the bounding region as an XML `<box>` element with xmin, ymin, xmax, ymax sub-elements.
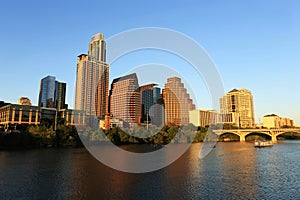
<box><xmin>162</xmin><ymin>77</ymin><xmax>195</xmax><ymax>126</ymax></box>
<box><xmin>88</xmin><ymin>33</ymin><xmax>106</xmax><ymax>62</ymax></box>
<box><xmin>75</xmin><ymin>33</ymin><xmax>109</xmax><ymax>117</ymax></box>
<box><xmin>220</xmin><ymin>88</ymin><xmax>255</xmax><ymax>128</ymax></box>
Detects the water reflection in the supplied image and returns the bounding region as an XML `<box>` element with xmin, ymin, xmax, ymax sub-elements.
<box><xmin>0</xmin><ymin>141</ymin><xmax>300</xmax><ymax>199</ymax></box>
<box><xmin>257</xmin><ymin>141</ymin><xmax>300</xmax><ymax>199</ymax></box>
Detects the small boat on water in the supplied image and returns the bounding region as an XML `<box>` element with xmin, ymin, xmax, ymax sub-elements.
<box><xmin>254</xmin><ymin>140</ymin><xmax>273</xmax><ymax>148</ymax></box>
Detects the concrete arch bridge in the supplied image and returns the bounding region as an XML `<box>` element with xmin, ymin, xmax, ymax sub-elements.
<box><xmin>213</xmin><ymin>128</ymin><xmax>300</xmax><ymax>143</ymax></box>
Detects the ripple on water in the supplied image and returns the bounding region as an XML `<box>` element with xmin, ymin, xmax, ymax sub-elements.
<box><xmin>0</xmin><ymin>142</ymin><xmax>300</xmax><ymax>199</ymax></box>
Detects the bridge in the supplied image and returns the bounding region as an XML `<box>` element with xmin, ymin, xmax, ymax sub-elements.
<box><xmin>213</xmin><ymin>128</ymin><xmax>300</xmax><ymax>143</ymax></box>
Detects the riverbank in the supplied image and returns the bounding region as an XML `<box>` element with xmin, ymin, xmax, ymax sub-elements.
<box><xmin>1</xmin><ymin>124</ymin><xmax>300</xmax><ymax>150</ymax></box>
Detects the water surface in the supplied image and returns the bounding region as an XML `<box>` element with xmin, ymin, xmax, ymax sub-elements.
<box><xmin>1</xmin><ymin>141</ymin><xmax>300</xmax><ymax>199</ymax></box>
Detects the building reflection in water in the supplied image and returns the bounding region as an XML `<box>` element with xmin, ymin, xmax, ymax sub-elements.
<box><xmin>200</xmin><ymin>142</ymin><xmax>259</xmax><ymax>199</ymax></box>
<box><xmin>3</xmin><ymin>142</ymin><xmax>300</xmax><ymax>199</ymax></box>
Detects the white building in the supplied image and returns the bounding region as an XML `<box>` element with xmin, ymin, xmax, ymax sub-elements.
<box><xmin>263</xmin><ymin>114</ymin><xmax>294</xmax><ymax>128</ymax></box>
<box><xmin>189</xmin><ymin>110</ymin><xmax>235</xmax><ymax>127</ymax></box>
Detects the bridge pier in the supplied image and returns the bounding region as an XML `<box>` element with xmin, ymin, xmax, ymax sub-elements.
<box><xmin>240</xmin><ymin>135</ymin><xmax>245</xmax><ymax>142</ymax></box>
<box><xmin>271</xmin><ymin>135</ymin><xmax>277</xmax><ymax>143</ymax></box>
<box><xmin>270</xmin><ymin>130</ymin><xmax>277</xmax><ymax>143</ymax></box>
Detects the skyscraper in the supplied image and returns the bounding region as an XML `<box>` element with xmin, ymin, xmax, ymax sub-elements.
<box><xmin>39</xmin><ymin>76</ymin><xmax>56</xmax><ymax>108</ymax></box>
<box><xmin>109</xmin><ymin>73</ymin><xmax>140</xmax><ymax>124</ymax></box>
<box><xmin>162</xmin><ymin>77</ymin><xmax>195</xmax><ymax>126</ymax></box>
<box><xmin>55</xmin><ymin>82</ymin><xmax>67</xmax><ymax>110</ymax></box>
<box><xmin>220</xmin><ymin>88</ymin><xmax>255</xmax><ymax>128</ymax></box>
<box><xmin>88</xmin><ymin>33</ymin><xmax>106</xmax><ymax>62</ymax></box>
<box><xmin>152</xmin><ymin>94</ymin><xmax>165</xmax><ymax>126</ymax></box>
<box><xmin>139</xmin><ymin>84</ymin><xmax>161</xmax><ymax>123</ymax></box>
<box><xmin>38</xmin><ymin>76</ymin><xmax>67</xmax><ymax>109</ymax></box>
<box><xmin>75</xmin><ymin>33</ymin><xmax>109</xmax><ymax>117</ymax></box>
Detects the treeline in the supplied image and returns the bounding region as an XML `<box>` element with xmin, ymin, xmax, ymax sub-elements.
<box><xmin>2</xmin><ymin>123</ymin><xmax>298</xmax><ymax>149</ymax></box>
<box><xmin>0</xmin><ymin>124</ymin><xmax>82</xmax><ymax>149</ymax></box>
<box><xmin>0</xmin><ymin>123</ymin><xmax>213</xmax><ymax>149</ymax></box>
<box><xmin>79</xmin><ymin>124</ymin><xmax>212</xmax><ymax>145</ymax></box>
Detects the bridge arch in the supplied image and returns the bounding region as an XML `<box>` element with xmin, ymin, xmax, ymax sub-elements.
<box><xmin>275</xmin><ymin>131</ymin><xmax>300</xmax><ymax>138</ymax></box>
<box><xmin>215</xmin><ymin>128</ymin><xmax>300</xmax><ymax>143</ymax></box>
<box><xmin>244</xmin><ymin>131</ymin><xmax>272</xmax><ymax>141</ymax></box>
<box><xmin>219</xmin><ymin>132</ymin><xmax>241</xmax><ymax>137</ymax></box>
<box><xmin>244</xmin><ymin>131</ymin><xmax>272</xmax><ymax>138</ymax></box>
<box><xmin>219</xmin><ymin>132</ymin><xmax>241</xmax><ymax>141</ymax></box>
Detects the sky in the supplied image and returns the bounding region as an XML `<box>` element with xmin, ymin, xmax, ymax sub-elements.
<box><xmin>0</xmin><ymin>0</ymin><xmax>299</xmax><ymax>124</ymax></box>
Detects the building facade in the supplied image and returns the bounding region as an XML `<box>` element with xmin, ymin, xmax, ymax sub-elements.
<box><xmin>220</xmin><ymin>88</ymin><xmax>255</xmax><ymax>128</ymax></box>
<box><xmin>0</xmin><ymin>103</ymin><xmax>85</xmax><ymax>131</ymax></box>
<box><xmin>75</xmin><ymin>33</ymin><xmax>109</xmax><ymax>117</ymax></box>
<box><xmin>55</xmin><ymin>82</ymin><xmax>67</xmax><ymax>110</ymax></box>
<box><xmin>58</xmin><ymin>109</ymin><xmax>86</xmax><ymax>126</ymax></box>
<box><xmin>263</xmin><ymin>114</ymin><xmax>294</xmax><ymax>128</ymax></box>
<box><xmin>0</xmin><ymin>101</ymin><xmax>9</xmax><ymax>108</ymax></box>
<box><xmin>281</xmin><ymin>118</ymin><xmax>294</xmax><ymax>127</ymax></box>
<box><xmin>139</xmin><ymin>84</ymin><xmax>161</xmax><ymax>124</ymax></box>
<box><xmin>99</xmin><ymin>117</ymin><xmax>124</xmax><ymax>130</ymax></box>
<box><xmin>38</xmin><ymin>76</ymin><xmax>56</xmax><ymax>108</ymax></box>
<box><xmin>162</xmin><ymin>77</ymin><xmax>195</xmax><ymax>126</ymax></box>
<box><xmin>109</xmin><ymin>73</ymin><xmax>140</xmax><ymax>124</ymax></box>
<box><xmin>0</xmin><ymin>104</ymin><xmax>41</xmax><ymax>129</ymax></box>
<box><xmin>88</xmin><ymin>33</ymin><xmax>106</xmax><ymax>62</ymax></box>
<box><xmin>38</xmin><ymin>76</ymin><xmax>67</xmax><ymax>109</ymax></box>
<box><xmin>263</xmin><ymin>114</ymin><xmax>281</xmax><ymax>128</ymax></box>
<box><xmin>189</xmin><ymin>110</ymin><xmax>234</xmax><ymax>127</ymax></box>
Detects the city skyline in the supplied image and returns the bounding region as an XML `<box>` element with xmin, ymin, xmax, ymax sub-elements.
<box><xmin>1</xmin><ymin>2</ymin><xmax>300</xmax><ymax>198</ymax></box>
<box><xmin>0</xmin><ymin>70</ymin><xmax>298</xmax><ymax>126</ymax></box>
<box><xmin>0</xmin><ymin>1</ymin><xmax>299</xmax><ymax>124</ymax></box>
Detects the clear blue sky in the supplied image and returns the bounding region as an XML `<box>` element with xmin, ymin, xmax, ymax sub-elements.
<box><xmin>0</xmin><ymin>0</ymin><xmax>299</xmax><ymax>124</ymax></box>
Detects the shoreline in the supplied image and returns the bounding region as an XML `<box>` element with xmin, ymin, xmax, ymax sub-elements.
<box><xmin>1</xmin><ymin>138</ymin><xmax>300</xmax><ymax>151</ymax></box>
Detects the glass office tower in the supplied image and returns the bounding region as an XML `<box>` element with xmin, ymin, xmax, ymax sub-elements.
<box><xmin>38</xmin><ymin>76</ymin><xmax>67</xmax><ymax>109</ymax></box>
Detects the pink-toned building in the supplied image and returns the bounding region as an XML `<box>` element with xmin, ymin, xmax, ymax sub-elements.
<box><xmin>162</xmin><ymin>77</ymin><xmax>195</xmax><ymax>126</ymax></box>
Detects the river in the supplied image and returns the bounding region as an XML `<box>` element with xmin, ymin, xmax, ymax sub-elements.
<box><xmin>1</xmin><ymin>141</ymin><xmax>300</xmax><ymax>199</ymax></box>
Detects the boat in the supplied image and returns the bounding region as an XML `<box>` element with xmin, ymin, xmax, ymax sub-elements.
<box><xmin>254</xmin><ymin>140</ymin><xmax>273</xmax><ymax>148</ymax></box>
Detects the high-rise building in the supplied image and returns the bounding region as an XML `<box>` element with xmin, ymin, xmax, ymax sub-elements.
<box><xmin>55</xmin><ymin>82</ymin><xmax>67</xmax><ymax>110</ymax></box>
<box><xmin>139</xmin><ymin>84</ymin><xmax>161</xmax><ymax>124</ymax></box>
<box><xmin>162</xmin><ymin>77</ymin><xmax>195</xmax><ymax>126</ymax></box>
<box><xmin>38</xmin><ymin>76</ymin><xmax>56</xmax><ymax>108</ymax></box>
<box><xmin>18</xmin><ymin>97</ymin><xmax>32</xmax><ymax>106</ymax></box>
<box><xmin>88</xmin><ymin>33</ymin><xmax>106</xmax><ymax>62</ymax></box>
<box><xmin>38</xmin><ymin>76</ymin><xmax>67</xmax><ymax>109</ymax></box>
<box><xmin>220</xmin><ymin>88</ymin><xmax>255</xmax><ymax>128</ymax></box>
<box><xmin>152</xmin><ymin>94</ymin><xmax>165</xmax><ymax>126</ymax></box>
<box><xmin>109</xmin><ymin>73</ymin><xmax>140</xmax><ymax>124</ymax></box>
<box><xmin>75</xmin><ymin>33</ymin><xmax>109</xmax><ymax>117</ymax></box>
